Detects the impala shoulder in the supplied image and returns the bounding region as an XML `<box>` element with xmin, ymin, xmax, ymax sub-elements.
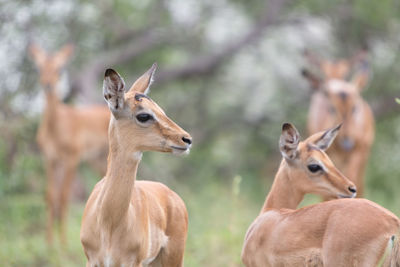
<box><xmin>246</xmin><ymin>211</ymin><xmax>282</xmax><ymax>240</ymax></box>
<box><xmin>91</xmin><ymin>178</ymin><xmax>107</xmax><ymax>196</ymax></box>
<box><xmin>83</xmin><ymin>178</ymin><xmax>106</xmax><ymax>215</ymax></box>
<box><xmin>137</xmin><ymin>181</ymin><xmax>182</xmax><ymax>200</ymax></box>
<box><xmin>135</xmin><ymin>181</ymin><xmax>173</xmax><ymax>198</ymax></box>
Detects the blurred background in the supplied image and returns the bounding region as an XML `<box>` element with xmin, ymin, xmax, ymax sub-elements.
<box><xmin>1</xmin><ymin>0</ymin><xmax>400</xmax><ymax>266</ymax></box>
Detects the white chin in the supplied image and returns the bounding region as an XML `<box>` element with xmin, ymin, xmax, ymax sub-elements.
<box><xmin>172</xmin><ymin>148</ymin><xmax>190</xmax><ymax>156</ymax></box>
<box><xmin>338</xmin><ymin>193</ymin><xmax>356</xmax><ymax>199</ymax></box>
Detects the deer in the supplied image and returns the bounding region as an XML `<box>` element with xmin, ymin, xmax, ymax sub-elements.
<box><xmin>80</xmin><ymin>64</ymin><xmax>192</xmax><ymax>267</ymax></box>
<box><xmin>301</xmin><ymin>50</ymin><xmax>375</xmax><ymax>198</ymax></box>
<box><xmin>241</xmin><ymin>123</ymin><xmax>400</xmax><ymax>267</ymax></box>
<box><xmin>30</xmin><ymin>44</ymin><xmax>111</xmax><ymax>244</ymax></box>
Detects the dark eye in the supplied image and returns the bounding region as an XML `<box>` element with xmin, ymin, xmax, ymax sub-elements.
<box><xmin>352</xmin><ymin>106</ymin><xmax>357</xmax><ymax>114</ymax></box>
<box><xmin>307</xmin><ymin>164</ymin><xmax>322</xmax><ymax>173</ymax></box>
<box><xmin>136</xmin><ymin>113</ymin><xmax>153</xmax><ymax>123</ymax></box>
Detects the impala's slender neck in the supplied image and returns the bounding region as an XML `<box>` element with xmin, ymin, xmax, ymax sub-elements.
<box><xmin>99</xmin><ymin>120</ymin><xmax>142</xmax><ymax>225</ymax></box>
<box><xmin>43</xmin><ymin>84</ymin><xmax>61</xmax><ymax>113</ymax></box>
<box><xmin>260</xmin><ymin>160</ymin><xmax>305</xmax><ymax>214</ymax></box>
<box><xmin>39</xmin><ymin>85</ymin><xmax>61</xmax><ymax>131</ymax></box>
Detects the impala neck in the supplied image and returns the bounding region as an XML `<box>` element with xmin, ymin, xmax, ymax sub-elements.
<box><xmin>43</xmin><ymin>86</ymin><xmax>61</xmax><ymax>113</ymax></box>
<box><xmin>260</xmin><ymin>160</ymin><xmax>304</xmax><ymax>214</ymax></box>
<box><xmin>99</xmin><ymin>121</ymin><xmax>142</xmax><ymax>225</ymax></box>
<box><xmin>39</xmin><ymin>87</ymin><xmax>61</xmax><ymax>132</ymax></box>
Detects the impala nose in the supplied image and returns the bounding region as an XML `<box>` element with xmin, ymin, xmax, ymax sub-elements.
<box><xmin>348</xmin><ymin>186</ymin><xmax>357</xmax><ymax>194</ymax></box>
<box><xmin>182</xmin><ymin>136</ymin><xmax>192</xmax><ymax>145</ymax></box>
<box><xmin>339</xmin><ymin>91</ymin><xmax>347</xmax><ymax>101</ymax></box>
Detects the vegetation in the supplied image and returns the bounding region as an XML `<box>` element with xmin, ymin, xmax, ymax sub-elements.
<box><xmin>1</xmin><ymin>0</ymin><xmax>400</xmax><ymax>266</ymax></box>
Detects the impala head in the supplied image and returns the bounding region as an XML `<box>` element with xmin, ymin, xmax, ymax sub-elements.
<box><xmin>30</xmin><ymin>43</ymin><xmax>74</xmax><ymax>90</ymax></box>
<box><xmin>302</xmin><ymin>50</ymin><xmax>370</xmax><ymax>151</ymax></box>
<box><xmin>303</xmin><ymin>50</ymin><xmax>352</xmax><ymax>80</ymax></box>
<box><xmin>280</xmin><ymin>123</ymin><xmax>356</xmax><ymax>199</ymax></box>
<box><xmin>103</xmin><ymin>63</ymin><xmax>192</xmax><ymax>156</ymax></box>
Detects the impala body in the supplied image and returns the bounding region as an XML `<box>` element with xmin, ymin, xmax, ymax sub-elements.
<box><xmin>81</xmin><ymin>64</ymin><xmax>192</xmax><ymax>266</ymax></box>
<box><xmin>303</xmin><ymin>51</ymin><xmax>375</xmax><ymax>197</ymax></box>
<box><xmin>241</xmin><ymin>123</ymin><xmax>400</xmax><ymax>266</ymax></box>
<box><xmin>30</xmin><ymin>44</ymin><xmax>110</xmax><ymax>244</ymax></box>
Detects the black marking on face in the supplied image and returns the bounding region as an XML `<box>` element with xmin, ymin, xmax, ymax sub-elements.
<box><xmin>135</xmin><ymin>93</ymin><xmax>151</xmax><ymax>102</ymax></box>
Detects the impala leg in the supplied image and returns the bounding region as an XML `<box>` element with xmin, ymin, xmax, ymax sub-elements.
<box><xmin>44</xmin><ymin>158</ymin><xmax>57</xmax><ymax>245</ymax></box>
<box><xmin>147</xmin><ymin>230</ymin><xmax>186</xmax><ymax>267</ymax></box>
<box><xmin>59</xmin><ymin>156</ymin><xmax>78</xmax><ymax>245</ymax></box>
<box><xmin>156</xmin><ymin>235</ymin><xmax>186</xmax><ymax>267</ymax></box>
<box><xmin>154</xmin><ymin>200</ymin><xmax>188</xmax><ymax>267</ymax></box>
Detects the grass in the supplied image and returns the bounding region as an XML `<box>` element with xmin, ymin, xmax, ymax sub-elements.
<box><xmin>1</xmin><ymin>160</ymin><xmax>400</xmax><ymax>267</ymax></box>
<box><xmin>2</xmin><ymin>170</ymin><xmax>399</xmax><ymax>267</ymax></box>
<box><xmin>0</xmin><ymin>173</ymin><xmax>262</xmax><ymax>267</ymax></box>
<box><xmin>0</xmin><ymin>194</ymin><xmax>85</xmax><ymax>267</ymax></box>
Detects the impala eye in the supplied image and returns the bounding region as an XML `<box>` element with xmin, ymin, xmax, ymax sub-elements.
<box><xmin>307</xmin><ymin>164</ymin><xmax>322</xmax><ymax>173</ymax></box>
<box><xmin>136</xmin><ymin>113</ymin><xmax>153</xmax><ymax>123</ymax></box>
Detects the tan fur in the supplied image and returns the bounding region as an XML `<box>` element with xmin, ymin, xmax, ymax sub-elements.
<box><xmin>304</xmin><ymin>52</ymin><xmax>375</xmax><ymax>198</ymax></box>
<box><xmin>242</xmin><ymin>124</ymin><xmax>399</xmax><ymax>267</ymax></box>
<box><xmin>80</xmin><ymin>65</ymin><xmax>192</xmax><ymax>267</ymax></box>
<box><xmin>30</xmin><ymin>44</ymin><xmax>110</xmax><ymax>244</ymax></box>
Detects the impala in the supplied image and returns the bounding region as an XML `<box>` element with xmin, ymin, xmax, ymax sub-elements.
<box><xmin>30</xmin><ymin>44</ymin><xmax>110</xmax><ymax>244</ymax></box>
<box><xmin>302</xmin><ymin>50</ymin><xmax>375</xmax><ymax>198</ymax></box>
<box><xmin>80</xmin><ymin>64</ymin><xmax>192</xmax><ymax>266</ymax></box>
<box><xmin>241</xmin><ymin>123</ymin><xmax>399</xmax><ymax>266</ymax></box>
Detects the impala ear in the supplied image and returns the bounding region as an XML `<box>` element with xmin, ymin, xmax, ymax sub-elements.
<box><xmin>307</xmin><ymin>124</ymin><xmax>341</xmax><ymax>151</ymax></box>
<box><xmin>53</xmin><ymin>44</ymin><xmax>74</xmax><ymax>68</ymax></box>
<box><xmin>29</xmin><ymin>44</ymin><xmax>47</xmax><ymax>68</ymax></box>
<box><xmin>303</xmin><ymin>49</ymin><xmax>321</xmax><ymax>68</ymax></box>
<box><xmin>103</xmin><ymin>69</ymin><xmax>126</xmax><ymax>117</ymax></box>
<box><xmin>350</xmin><ymin>49</ymin><xmax>370</xmax><ymax>91</ymax></box>
<box><xmin>301</xmin><ymin>69</ymin><xmax>322</xmax><ymax>90</ymax></box>
<box><xmin>128</xmin><ymin>63</ymin><xmax>157</xmax><ymax>95</ymax></box>
<box><xmin>351</xmin><ymin>69</ymin><xmax>369</xmax><ymax>91</ymax></box>
<box><xmin>280</xmin><ymin>123</ymin><xmax>300</xmax><ymax>161</ymax></box>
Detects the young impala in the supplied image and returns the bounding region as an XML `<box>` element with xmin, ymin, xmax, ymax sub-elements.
<box><xmin>80</xmin><ymin>64</ymin><xmax>192</xmax><ymax>266</ymax></box>
<box><xmin>241</xmin><ymin>123</ymin><xmax>400</xmax><ymax>267</ymax></box>
<box><xmin>30</xmin><ymin>44</ymin><xmax>110</xmax><ymax>244</ymax></box>
<box><xmin>302</xmin><ymin>50</ymin><xmax>375</xmax><ymax>198</ymax></box>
